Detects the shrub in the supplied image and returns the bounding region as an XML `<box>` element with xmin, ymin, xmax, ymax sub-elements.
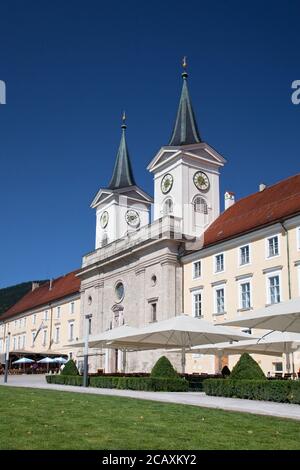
<box><xmin>150</xmin><ymin>356</ymin><xmax>178</xmax><ymax>379</ymax></box>
<box><xmin>61</xmin><ymin>359</ymin><xmax>79</xmax><ymax>376</ymax></box>
<box><xmin>203</xmin><ymin>379</ymin><xmax>300</xmax><ymax>404</ymax></box>
<box><xmin>230</xmin><ymin>353</ymin><xmax>266</xmax><ymax>380</ymax></box>
<box><xmin>221</xmin><ymin>365</ymin><xmax>231</xmax><ymax>377</ymax></box>
<box><xmin>89</xmin><ymin>376</ymin><xmax>120</xmax><ymax>389</ymax></box>
<box><xmin>46</xmin><ymin>375</ymin><xmax>84</xmax><ymax>386</ymax></box>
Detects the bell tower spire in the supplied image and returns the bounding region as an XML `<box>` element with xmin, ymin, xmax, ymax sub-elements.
<box><xmin>108</xmin><ymin>112</ymin><xmax>136</xmax><ymax>189</ymax></box>
<box><xmin>168</xmin><ymin>57</ymin><xmax>202</xmax><ymax>146</ymax></box>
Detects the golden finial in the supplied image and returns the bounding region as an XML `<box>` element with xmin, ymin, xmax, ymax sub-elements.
<box><xmin>182</xmin><ymin>56</ymin><xmax>188</xmax><ymax>78</ymax></box>
<box><xmin>121</xmin><ymin>110</ymin><xmax>126</xmax><ymax>129</ymax></box>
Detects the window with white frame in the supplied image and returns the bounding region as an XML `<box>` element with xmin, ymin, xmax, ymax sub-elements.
<box><xmin>13</xmin><ymin>337</ymin><xmax>16</xmax><ymax>350</ymax></box>
<box><xmin>267</xmin><ymin>235</ymin><xmax>279</xmax><ymax>258</ymax></box>
<box><xmin>215</xmin><ymin>253</ymin><xmax>224</xmax><ymax>273</ymax></box>
<box><xmin>193</xmin><ymin>260</ymin><xmax>201</xmax><ymax>279</ymax></box>
<box><xmin>193</xmin><ymin>196</ymin><xmax>208</xmax><ymax>214</ymax></box>
<box><xmin>215</xmin><ymin>287</ymin><xmax>225</xmax><ymax>314</ymax></box>
<box><xmin>240</xmin><ymin>281</ymin><xmax>251</xmax><ymax>310</ymax></box>
<box><xmin>42</xmin><ymin>329</ymin><xmax>47</xmax><ymax>346</ymax></box>
<box><xmin>18</xmin><ymin>319</ymin><xmax>22</xmax><ymax>328</ymax></box>
<box><xmin>23</xmin><ymin>318</ymin><xmax>26</xmax><ymax>328</ymax></box>
<box><xmin>268</xmin><ymin>274</ymin><xmax>281</xmax><ymax>304</ymax></box>
<box><xmin>273</xmin><ymin>362</ymin><xmax>283</xmax><ymax>372</ymax></box>
<box><xmin>22</xmin><ymin>335</ymin><xmax>25</xmax><ymax>349</ymax></box>
<box><xmin>240</xmin><ymin>245</ymin><xmax>250</xmax><ymax>266</ymax></box>
<box><xmin>56</xmin><ymin>306</ymin><xmax>61</xmax><ymax>319</ymax></box>
<box><xmin>69</xmin><ymin>322</ymin><xmax>74</xmax><ymax>341</ymax></box>
<box><xmin>70</xmin><ymin>302</ymin><xmax>75</xmax><ymax>315</ymax></box>
<box><xmin>55</xmin><ymin>326</ymin><xmax>60</xmax><ymax>344</ymax></box>
<box><xmin>17</xmin><ymin>336</ymin><xmax>21</xmax><ymax>349</ymax></box>
<box><xmin>32</xmin><ymin>314</ymin><xmax>36</xmax><ymax>325</ymax></box>
<box><xmin>0</xmin><ymin>339</ymin><xmax>3</xmax><ymax>353</ymax></box>
<box><xmin>192</xmin><ymin>290</ymin><xmax>202</xmax><ymax>318</ymax></box>
<box><xmin>44</xmin><ymin>310</ymin><xmax>49</xmax><ymax>321</ymax></box>
<box><xmin>14</xmin><ymin>320</ymin><xmax>17</xmax><ymax>328</ymax></box>
<box><xmin>150</xmin><ymin>303</ymin><xmax>157</xmax><ymax>322</ymax></box>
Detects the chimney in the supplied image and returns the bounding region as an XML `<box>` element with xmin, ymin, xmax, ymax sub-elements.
<box><xmin>259</xmin><ymin>183</ymin><xmax>267</xmax><ymax>192</ymax></box>
<box><xmin>31</xmin><ymin>282</ymin><xmax>39</xmax><ymax>292</ymax></box>
<box><xmin>49</xmin><ymin>278</ymin><xmax>53</xmax><ymax>291</ymax></box>
<box><xmin>224</xmin><ymin>191</ymin><xmax>235</xmax><ymax>210</ymax></box>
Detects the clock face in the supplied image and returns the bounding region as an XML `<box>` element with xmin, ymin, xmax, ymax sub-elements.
<box><xmin>193</xmin><ymin>171</ymin><xmax>210</xmax><ymax>192</ymax></box>
<box><xmin>125</xmin><ymin>209</ymin><xmax>140</xmax><ymax>228</ymax></box>
<box><xmin>161</xmin><ymin>173</ymin><xmax>173</xmax><ymax>194</ymax></box>
<box><xmin>100</xmin><ymin>211</ymin><xmax>109</xmax><ymax>228</ymax></box>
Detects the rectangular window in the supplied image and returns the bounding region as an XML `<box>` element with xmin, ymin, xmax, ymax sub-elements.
<box><xmin>42</xmin><ymin>329</ymin><xmax>47</xmax><ymax>347</ymax></box>
<box><xmin>297</xmin><ymin>227</ymin><xmax>300</xmax><ymax>251</ymax></box>
<box><xmin>267</xmin><ymin>235</ymin><xmax>279</xmax><ymax>258</ymax></box>
<box><xmin>240</xmin><ymin>245</ymin><xmax>250</xmax><ymax>265</ymax></box>
<box><xmin>274</xmin><ymin>362</ymin><xmax>283</xmax><ymax>372</ymax></box>
<box><xmin>22</xmin><ymin>335</ymin><xmax>25</xmax><ymax>349</ymax></box>
<box><xmin>150</xmin><ymin>303</ymin><xmax>157</xmax><ymax>322</ymax></box>
<box><xmin>268</xmin><ymin>275</ymin><xmax>281</xmax><ymax>304</ymax></box>
<box><xmin>70</xmin><ymin>302</ymin><xmax>75</xmax><ymax>315</ymax></box>
<box><xmin>13</xmin><ymin>337</ymin><xmax>16</xmax><ymax>350</ymax></box>
<box><xmin>44</xmin><ymin>310</ymin><xmax>49</xmax><ymax>321</ymax></box>
<box><xmin>32</xmin><ymin>314</ymin><xmax>36</xmax><ymax>325</ymax></box>
<box><xmin>19</xmin><ymin>319</ymin><xmax>22</xmax><ymax>328</ymax></box>
<box><xmin>215</xmin><ymin>253</ymin><xmax>224</xmax><ymax>273</ymax></box>
<box><xmin>88</xmin><ymin>318</ymin><xmax>92</xmax><ymax>335</ymax></box>
<box><xmin>23</xmin><ymin>318</ymin><xmax>26</xmax><ymax>328</ymax></box>
<box><xmin>55</xmin><ymin>327</ymin><xmax>60</xmax><ymax>344</ymax></box>
<box><xmin>216</xmin><ymin>288</ymin><xmax>225</xmax><ymax>314</ymax></box>
<box><xmin>193</xmin><ymin>261</ymin><xmax>201</xmax><ymax>279</ymax></box>
<box><xmin>17</xmin><ymin>336</ymin><xmax>21</xmax><ymax>350</ymax></box>
<box><xmin>193</xmin><ymin>292</ymin><xmax>202</xmax><ymax>318</ymax></box>
<box><xmin>240</xmin><ymin>282</ymin><xmax>251</xmax><ymax>309</ymax></box>
<box><xmin>0</xmin><ymin>339</ymin><xmax>3</xmax><ymax>353</ymax></box>
<box><xmin>69</xmin><ymin>323</ymin><xmax>74</xmax><ymax>341</ymax></box>
<box><xmin>56</xmin><ymin>306</ymin><xmax>61</xmax><ymax>319</ymax></box>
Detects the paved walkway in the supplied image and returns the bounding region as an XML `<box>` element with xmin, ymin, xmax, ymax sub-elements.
<box><xmin>1</xmin><ymin>374</ymin><xmax>300</xmax><ymax>421</ymax></box>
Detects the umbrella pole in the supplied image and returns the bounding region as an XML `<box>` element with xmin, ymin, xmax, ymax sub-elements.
<box><xmin>122</xmin><ymin>350</ymin><xmax>127</xmax><ymax>374</ymax></box>
<box><xmin>181</xmin><ymin>347</ymin><xmax>186</xmax><ymax>374</ymax></box>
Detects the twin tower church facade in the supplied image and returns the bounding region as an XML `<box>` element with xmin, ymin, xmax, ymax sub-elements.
<box><xmin>78</xmin><ymin>65</ymin><xmax>227</xmax><ymax>373</ymax></box>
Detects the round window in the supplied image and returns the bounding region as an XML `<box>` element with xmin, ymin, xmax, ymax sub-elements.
<box><xmin>115</xmin><ymin>282</ymin><xmax>125</xmax><ymax>302</ymax></box>
<box><xmin>88</xmin><ymin>295</ymin><xmax>92</xmax><ymax>305</ymax></box>
<box><xmin>151</xmin><ymin>275</ymin><xmax>157</xmax><ymax>286</ymax></box>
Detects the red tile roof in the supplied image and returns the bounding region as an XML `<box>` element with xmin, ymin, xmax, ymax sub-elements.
<box><xmin>1</xmin><ymin>270</ymin><xmax>81</xmax><ymax>321</ymax></box>
<box><xmin>203</xmin><ymin>174</ymin><xmax>300</xmax><ymax>248</ymax></box>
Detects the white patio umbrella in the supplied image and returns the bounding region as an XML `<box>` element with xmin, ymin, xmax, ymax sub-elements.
<box><xmin>185</xmin><ymin>331</ymin><xmax>300</xmax><ymax>373</ymax></box>
<box><xmin>220</xmin><ymin>298</ymin><xmax>300</xmax><ymax>333</ymax></box>
<box><xmin>53</xmin><ymin>357</ymin><xmax>68</xmax><ymax>364</ymax></box>
<box><xmin>99</xmin><ymin>314</ymin><xmax>256</xmax><ymax>373</ymax></box>
<box><xmin>12</xmin><ymin>357</ymin><xmax>35</xmax><ymax>364</ymax></box>
<box><xmin>37</xmin><ymin>357</ymin><xmax>56</xmax><ymax>363</ymax></box>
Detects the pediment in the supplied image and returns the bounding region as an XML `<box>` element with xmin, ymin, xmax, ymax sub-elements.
<box><xmin>148</xmin><ymin>142</ymin><xmax>226</xmax><ymax>173</ymax></box>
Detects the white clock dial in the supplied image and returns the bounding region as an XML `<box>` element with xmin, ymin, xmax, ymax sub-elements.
<box><xmin>193</xmin><ymin>171</ymin><xmax>210</xmax><ymax>192</ymax></box>
<box><xmin>125</xmin><ymin>209</ymin><xmax>140</xmax><ymax>228</ymax></box>
<box><xmin>100</xmin><ymin>211</ymin><xmax>109</xmax><ymax>228</ymax></box>
<box><xmin>161</xmin><ymin>173</ymin><xmax>173</xmax><ymax>194</ymax></box>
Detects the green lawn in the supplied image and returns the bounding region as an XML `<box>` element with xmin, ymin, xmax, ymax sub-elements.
<box><xmin>0</xmin><ymin>386</ymin><xmax>300</xmax><ymax>450</ymax></box>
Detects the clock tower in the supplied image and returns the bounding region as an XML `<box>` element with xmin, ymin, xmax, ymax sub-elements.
<box><xmin>147</xmin><ymin>60</ymin><xmax>227</xmax><ymax>238</ymax></box>
<box><xmin>91</xmin><ymin>114</ymin><xmax>153</xmax><ymax>248</ymax></box>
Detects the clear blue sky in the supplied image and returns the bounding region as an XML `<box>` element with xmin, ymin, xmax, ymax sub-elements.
<box><xmin>0</xmin><ymin>0</ymin><xmax>299</xmax><ymax>287</ymax></box>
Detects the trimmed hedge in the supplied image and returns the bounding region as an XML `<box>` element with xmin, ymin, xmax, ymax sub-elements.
<box><xmin>89</xmin><ymin>376</ymin><xmax>120</xmax><ymax>389</ymax></box>
<box><xmin>90</xmin><ymin>376</ymin><xmax>188</xmax><ymax>392</ymax></box>
<box><xmin>230</xmin><ymin>353</ymin><xmax>266</xmax><ymax>380</ymax></box>
<box><xmin>46</xmin><ymin>375</ymin><xmax>84</xmax><ymax>386</ymax></box>
<box><xmin>151</xmin><ymin>356</ymin><xmax>178</xmax><ymax>379</ymax></box>
<box><xmin>203</xmin><ymin>378</ymin><xmax>300</xmax><ymax>404</ymax></box>
<box><xmin>61</xmin><ymin>360</ymin><xmax>79</xmax><ymax>376</ymax></box>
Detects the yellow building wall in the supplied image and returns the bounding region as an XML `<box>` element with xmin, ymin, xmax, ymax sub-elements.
<box><xmin>183</xmin><ymin>220</ymin><xmax>300</xmax><ymax>375</ymax></box>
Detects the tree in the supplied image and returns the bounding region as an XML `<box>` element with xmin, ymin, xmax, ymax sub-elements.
<box><xmin>230</xmin><ymin>353</ymin><xmax>266</xmax><ymax>380</ymax></box>
<box><xmin>151</xmin><ymin>356</ymin><xmax>178</xmax><ymax>378</ymax></box>
<box><xmin>61</xmin><ymin>359</ymin><xmax>79</xmax><ymax>376</ymax></box>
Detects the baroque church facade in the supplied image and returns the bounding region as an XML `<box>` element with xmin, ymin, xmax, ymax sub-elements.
<box><xmin>78</xmin><ymin>64</ymin><xmax>227</xmax><ymax>373</ymax></box>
